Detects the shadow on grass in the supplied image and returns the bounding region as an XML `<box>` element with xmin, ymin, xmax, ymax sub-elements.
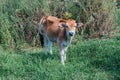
<box><xmin>0</xmin><ymin>66</ymin><xmax>13</xmax><ymax>77</ymax></box>
<box><xmin>27</xmin><ymin>51</ymin><xmax>60</xmax><ymax>62</ymax></box>
<box><xmin>90</xmin><ymin>51</ymin><xmax>120</xmax><ymax>80</ymax></box>
<box><xmin>76</xmin><ymin>38</ymin><xmax>120</xmax><ymax>80</ymax></box>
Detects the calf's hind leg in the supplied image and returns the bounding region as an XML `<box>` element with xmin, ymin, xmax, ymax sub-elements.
<box><xmin>48</xmin><ymin>40</ymin><xmax>53</xmax><ymax>55</ymax></box>
<box><xmin>44</xmin><ymin>36</ymin><xmax>48</xmax><ymax>54</ymax></box>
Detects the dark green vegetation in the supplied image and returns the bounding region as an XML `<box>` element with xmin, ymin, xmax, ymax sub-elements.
<box><xmin>0</xmin><ymin>0</ymin><xmax>120</xmax><ymax>80</ymax></box>
<box><xmin>0</xmin><ymin>0</ymin><xmax>117</xmax><ymax>48</ymax></box>
<box><xmin>0</xmin><ymin>37</ymin><xmax>120</xmax><ymax>80</ymax></box>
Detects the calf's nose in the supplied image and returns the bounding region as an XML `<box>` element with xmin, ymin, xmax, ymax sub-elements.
<box><xmin>69</xmin><ymin>32</ymin><xmax>74</xmax><ymax>36</ymax></box>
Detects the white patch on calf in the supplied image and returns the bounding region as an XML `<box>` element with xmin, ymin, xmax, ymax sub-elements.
<box><xmin>58</xmin><ymin>23</ymin><xmax>63</xmax><ymax>28</ymax></box>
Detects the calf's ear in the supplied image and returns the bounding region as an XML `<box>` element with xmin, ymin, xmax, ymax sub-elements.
<box><xmin>58</xmin><ymin>19</ymin><xmax>68</xmax><ymax>28</ymax></box>
<box><xmin>77</xmin><ymin>22</ymin><xmax>83</xmax><ymax>28</ymax></box>
<box><xmin>58</xmin><ymin>23</ymin><xmax>68</xmax><ymax>28</ymax></box>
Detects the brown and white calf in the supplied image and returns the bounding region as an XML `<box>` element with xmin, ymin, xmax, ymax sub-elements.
<box><xmin>38</xmin><ymin>16</ymin><xmax>83</xmax><ymax>65</ymax></box>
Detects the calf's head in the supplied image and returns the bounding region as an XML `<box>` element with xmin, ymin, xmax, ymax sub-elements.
<box><xmin>59</xmin><ymin>19</ymin><xmax>83</xmax><ymax>38</ymax></box>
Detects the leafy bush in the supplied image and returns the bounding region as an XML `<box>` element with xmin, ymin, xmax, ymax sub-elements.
<box><xmin>0</xmin><ymin>13</ymin><xmax>14</xmax><ymax>47</ymax></box>
<box><xmin>0</xmin><ymin>0</ymin><xmax>118</xmax><ymax>48</ymax></box>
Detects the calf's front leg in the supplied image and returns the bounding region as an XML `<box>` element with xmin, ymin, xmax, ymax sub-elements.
<box><xmin>57</xmin><ymin>40</ymin><xmax>66</xmax><ymax>65</ymax></box>
<box><xmin>63</xmin><ymin>47</ymin><xmax>68</xmax><ymax>61</ymax></box>
<box><xmin>60</xmin><ymin>48</ymin><xmax>65</xmax><ymax>65</ymax></box>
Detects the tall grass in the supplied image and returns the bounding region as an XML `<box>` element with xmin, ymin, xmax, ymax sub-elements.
<box><xmin>116</xmin><ymin>9</ymin><xmax>120</xmax><ymax>27</ymax></box>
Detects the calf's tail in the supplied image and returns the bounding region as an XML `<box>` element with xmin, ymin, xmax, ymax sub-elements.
<box><xmin>39</xmin><ymin>33</ymin><xmax>44</xmax><ymax>48</ymax></box>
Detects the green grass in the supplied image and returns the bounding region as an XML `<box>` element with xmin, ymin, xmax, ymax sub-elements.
<box><xmin>0</xmin><ymin>37</ymin><xmax>120</xmax><ymax>80</ymax></box>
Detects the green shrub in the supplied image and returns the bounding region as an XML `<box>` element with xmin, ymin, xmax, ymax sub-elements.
<box><xmin>0</xmin><ymin>13</ymin><xmax>14</xmax><ymax>47</ymax></box>
<box><xmin>0</xmin><ymin>0</ymin><xmax>118</xmax><ymax>49</ymax></box>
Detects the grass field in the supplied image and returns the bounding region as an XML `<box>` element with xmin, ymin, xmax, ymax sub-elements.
<box><xmin>0</xmin><ymin>36</ymin><xmax>120</xmax><ymax>80</ymax></box>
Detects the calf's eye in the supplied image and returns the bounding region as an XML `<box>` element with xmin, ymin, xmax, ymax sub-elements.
<box><xmin>63</xmin><ymin>24</ymin><xmax>68</xmax><ymax>28</ymax></box>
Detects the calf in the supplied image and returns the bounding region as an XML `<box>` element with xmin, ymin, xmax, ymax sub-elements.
<box><xmin>38</xmin><ymin>16</ymin><xmax>83</xmax><ymax>65</ymax></box>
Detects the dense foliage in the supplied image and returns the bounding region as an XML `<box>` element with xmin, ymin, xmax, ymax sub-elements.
<box><xmin>0</xmin><ymin>0</ymin><xmax>118</xmax><ymax>49</ymax></box>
